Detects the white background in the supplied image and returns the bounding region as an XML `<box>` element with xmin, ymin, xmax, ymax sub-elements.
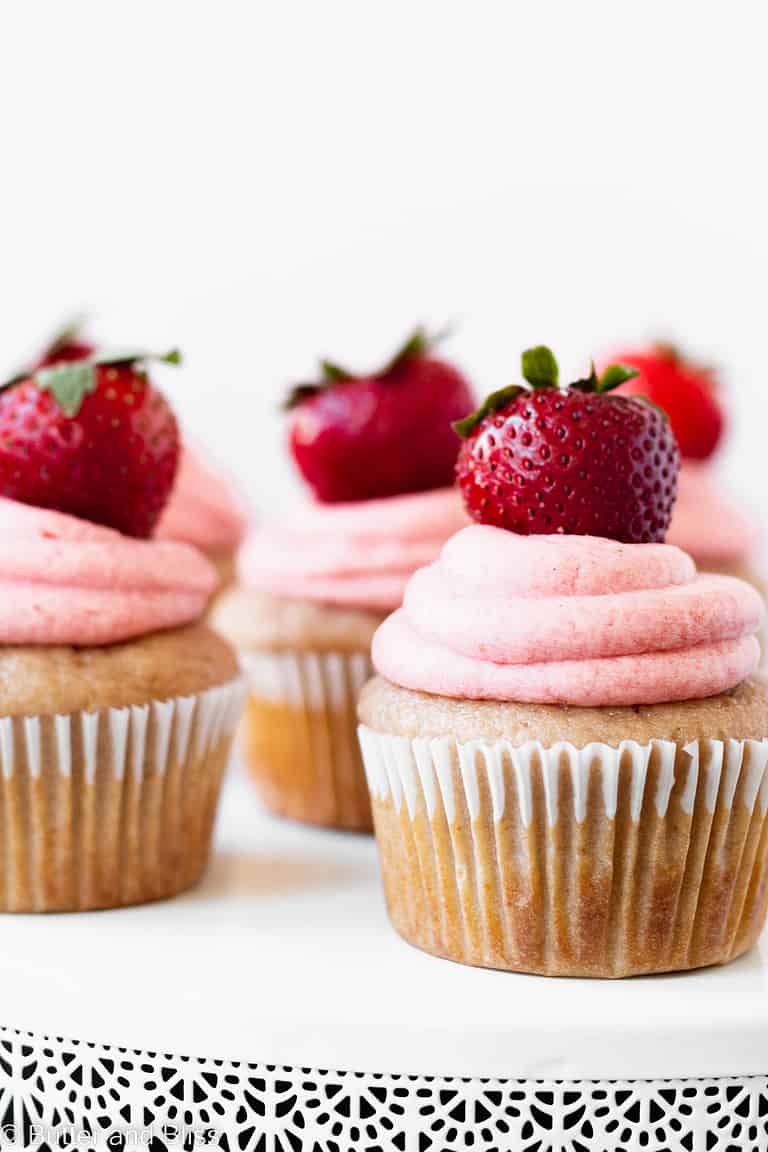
<box><xmin>0</xmin><ymin>1</ymin><xmax>765</xmax><ymax>524</ymax></box>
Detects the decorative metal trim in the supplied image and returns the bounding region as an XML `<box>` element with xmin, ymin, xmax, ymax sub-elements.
<box><xmin>0</xmin><ymin>1027</ymin><xmax>765</xmax><ymax>1149</ymax></box>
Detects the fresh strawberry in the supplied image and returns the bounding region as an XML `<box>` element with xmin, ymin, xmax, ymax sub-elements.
<box><xmin>605</xmin><ymin>343</ymin><xmax>724</xmax><ymax>460</ymax></box>
<box><xmin>0</xmin><ymin>350</ymin><xmax>181</xmax><ymax>538</ymax></box>
<box><xmin>455</xmin><ymin>346</ymin><xmax>680</xmax><ymax>544</ymax></box>
<box><xmin>33</xmin><ymin>316</ymin><xmax>96</xmax><ymax>369</ymax></box>
<box><xmin>284</xmin><ymin>327</ymin><xmax>474</xmax><ymax>502</ymax></box>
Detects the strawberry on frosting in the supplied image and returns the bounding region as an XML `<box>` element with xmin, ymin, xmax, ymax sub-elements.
<box><xmin>0</xmin><ymin>349</ymin><xmax>181</xmax><ymax>539</ymax></box>
<box><xmin>247</xmin><ymin>327</ymin><xmax>474</xmax><ymax>613</ymax></box>
<box><xmin>454</xmin><ymin>346</ymin><xmax>679</xmax><ymax>544</ymax></box>
<box><xmin>284</xmin><ymin>326</ymin><xmax>474</xmax><ymax>504</ymax></box>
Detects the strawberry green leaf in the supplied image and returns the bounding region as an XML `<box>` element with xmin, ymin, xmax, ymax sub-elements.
<box><xmin>282</xmin><ymin>382</ymin><xmax>323</xmax><ymax>411</ymax></box>
<box><xmin>282</xmin><ymin>324</ymin><xmax>451</xmax><ymax>412</ymax></box>
<box><xmin>598</xmin><ymin>363</ymin><xmax>640</xmax><ymax>393</ymax></box>
<box><xmin>320</xmin><ymin>359</ymin><xmax>352</xmax><ymax>383</ymax></box>
<box><xmin>35</xmin><ymin>362</ymin><xmax>98</xmax><ymax>417</ymax></box>
<box><xmin>521</xmin><ymin>345</ymin><xmax>559</xmax><ymax>389</ymax></box>
<box><xmin>383</xmin><ymin>325</ymin><xmax>431</xmax><ymax>373</ymax></box>
<box><xmin>452</xmin><ymin>385</ymin><xmax>526</xmax><ymax>438</ymax></box>
<box><xmin>93</xmin><ymin>348</ymin><xmax>182</xmax><ymax>368</ymax></box>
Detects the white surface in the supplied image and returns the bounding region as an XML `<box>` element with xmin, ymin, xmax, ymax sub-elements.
<box><xmin>0</xmin><ymin>763</ymin><xmax>766</xmax><ymax>1081</ymax></box>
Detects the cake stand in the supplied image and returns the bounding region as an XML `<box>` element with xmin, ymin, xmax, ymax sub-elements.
<box><xmin>0</xmin><ymin>764</ymin><xmax>766</xmax><ymax>1151</ymax></box>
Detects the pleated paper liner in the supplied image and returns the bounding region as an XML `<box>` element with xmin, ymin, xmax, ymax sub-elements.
<box><xmin>0</xmin><ymin>677</ymin><xmax>246</xmax><ymax>912</ymax></box>
<box><xmin>242</xmin><ymin>649</ymin><xmax>373</xmax><ymax>831</ymax></box>
<box><xmin>358</xmin><ymin>727</ymin><xmax>768</xmax><ymax>977</ymax></box>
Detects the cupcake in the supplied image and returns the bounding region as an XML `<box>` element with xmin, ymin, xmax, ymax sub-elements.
<box><xmin>213</xmin><ymin>327</ymin><xmax>473</xmax><ymax>831</ymax></box>
<box><xmin>609</xmin><ymin>342</ymin><xmax>764</xmax><ymax>587</ymax></box>
<box><xmin>0</xmin><ymin>351</ymin><xmax>245</xmax><ymax>911</ymax></box>
<box><xmin>358</xmin><ymin>347</ymin><xmax>768</xmax><ymax>977</ymax></box>
<box><xmin>156</xmin><ymin>444</ymin><xmax>248</xmax><ymax>589</ymax></box>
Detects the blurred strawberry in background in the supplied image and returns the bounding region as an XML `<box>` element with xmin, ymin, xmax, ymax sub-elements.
<box><xmin>606</xmin><ymin>342</ymin><xmax>725</xmax><ymax>460</ymax></box>
<box><xmin>285</xmin><ymin>327</ymin><xmax>474</xmax><ymax>503</ymax></box>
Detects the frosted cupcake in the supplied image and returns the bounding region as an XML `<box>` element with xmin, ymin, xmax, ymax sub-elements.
<box><xmin>213</xmin><ymin>328</ymin><xmax>473</xmax><ymax>831</ymax></box>
<box><xmin>611</xmin><ymin>342</ymin><xmax>764</xmax><ymax>586</ymax></box>
<box><xmin>0</xmin><ymin>351</ymin><xmax>245</xmax><ymax>911</ymax></box>
<box><xmin>157</xmin><ymin>444</ymin><xmax>248</xmax><ymax>589</ymax></box>
<box><xmin>358</xmin><ymin>347</ymin><xmax>768</xmax><ymax>977</ymax></box>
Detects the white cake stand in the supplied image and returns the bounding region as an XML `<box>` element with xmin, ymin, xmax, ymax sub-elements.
<box><xmin>0</xmin><ymin>763</ymin><xmax>766</xmax><ymax>1150</ymax></box>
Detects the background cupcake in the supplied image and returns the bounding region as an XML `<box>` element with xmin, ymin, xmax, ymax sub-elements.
<box><xmin>213</xmin><ymin>328</ymin><xmax>472</xmax><ymax>831</ymax></box>
<box><xmin>0</xmin><ymin>351</ymin><xmax>245</xmax><ymax>911</ymax></box>
<box><xmin>358</xmin><ymin>348</ymin><xmax>768</xmax><ymax>977</ymax></box>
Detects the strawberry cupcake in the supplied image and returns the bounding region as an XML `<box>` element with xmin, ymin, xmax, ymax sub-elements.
<box><xmin>213</xmin><ymin>328</ymin><xmax>472</xmax><ymax>831</ymax></box>
<box><xmin>358</xmin><ymin>347</ymin><xmax>768</xmax><ymax>977</ymax></box>
<box><xmin>157</xmin><ymin>444</ymin><xmax>248</xmax><ymax>590</ymax></box>
<box><xmin>0</xmin><ymin>352</ymin><xmax>245</xmax><ymax>911</ymax></box>
<box><xmin>611</xmin><ymin>343</ymin><xmax>764</xmax><ymax>587</ymax></box>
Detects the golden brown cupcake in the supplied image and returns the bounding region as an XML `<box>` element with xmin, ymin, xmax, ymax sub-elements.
<box><xmin>0</xmin><ymin>499</ymin><xmax>244</xmax><ymax>913</ymax></box>
<box><xmin>0</xmin><ymin>348</ymin><xmax>247</xmax><ymax>910</ymax></box>
<box><xmin>213</xmin><ymin>327</ymin><xmax>474</xmax><ymax>831</ymax></box>
<box><xmin>358</xmin><ymin>349</ymin><xmax>768</xmax><ymax>977</ymax></box>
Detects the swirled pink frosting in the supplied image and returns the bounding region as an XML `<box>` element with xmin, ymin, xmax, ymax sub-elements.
<box><xmin>0</xmin><ymin>498</ymin><xmax>217</xmax><ymax>645</ymax></box>
<box><xmin>239</xmin><ymin>488</ymin><xmax>468</xmax><ymax>611</ymax></box>
<box><xmin>667</xmin><ymin>462</ymin><xmax>760</xmax><ymax>565</ymax></box>
<box><xmin>157</xmin><ymin>446</ymin><xmax>247</xmax><ymax>554</ymax></box>
<box><xmin>373</xmin><ymin>525</ymin><xmax>764</xmax><ymax>706</ymax></box>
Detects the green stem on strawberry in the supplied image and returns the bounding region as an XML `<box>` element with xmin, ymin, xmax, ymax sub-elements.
<box><xmin>454</xmin><ymin>346</ymin><xmax>640</xmax><ymax>437</ymax></box>
<box><xmin>36</xmin><ymin>362</ymin><xmax>98</xmax><ymax>418</ymax></box>
<box><xmin>320</xmin><ymin>359</ymin><xmax>352</xmax><ymax>383</ymax></box>
<box><xmin>0</xmin><ymin>349</ymin><xmax>182</xmax><ymax>418</ymax></box>
<box><xmin>521</xmin><ymin>345</ymin><xmax>559</xmax><ymax>389</ymax></box>
<box><xmin>282</xmin><ymin>325</ymin><xmax>449</xmax><ymax>411</ymax></box>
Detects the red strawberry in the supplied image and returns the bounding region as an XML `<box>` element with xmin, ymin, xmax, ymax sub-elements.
<box><xmin>606</xmin><ymin>343</ymin><xmax>724</xmax><ymax>460</ymax></box>
<box><xmin>455</xmin><ymin>346</ymin><xmax>680</xmax><ymax>544</ymax></box>
<box><xmin>284</xmin><ymin>327</ymin><xmax>474</xmax><ymax>502</ymax></box>
<box><xmin>34</xmin><ymin>316</ymin><xmax>96</xmax><ymax>369</ymax></box>
<box><xmin>0</xmin><ymin>350</ymin><xmax>181</xmax><ymax>538</ymax></box>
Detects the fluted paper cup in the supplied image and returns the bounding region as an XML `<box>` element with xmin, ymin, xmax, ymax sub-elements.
<box><xmin>0</xmin><ymin>677</ymin><xmax>246</xmax><ymax>912</ymax></box>
<box><xmin>358</xmin><ymin>726</ymin><xmax>768</xmax><ymax>977</ymax></box>
<box><xmin>242</xmin><ymin>649</ymin><xmax>373</xmax><ymax>831</ymax></box>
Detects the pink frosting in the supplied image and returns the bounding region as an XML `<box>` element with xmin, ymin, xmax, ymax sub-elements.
<box><xmin>0</xmin><ymin>498</ymin><xmax>217</xmax><ymax>645</ymax></box>
<box><xmin>667</xmin><ymin>463</ymin><xmax>760</xmax><ymax>565</ymax></box>
<box><xmin>373</xmin><ymin>525</ymin><xmax>763</xmax><ymax>706</ymax></box>
<box><xmin>156</xmin><ymin>446</ymin><xmax>247</xmax><ymax>554</ymax></box>
<box><xmin>239</xmin><ymin>488</ymin><xmax>469</xmax><ymax>611</ymax></box>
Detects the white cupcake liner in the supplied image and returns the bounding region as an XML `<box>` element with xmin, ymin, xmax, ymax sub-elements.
<box><xmin>358</xmin><ymin>726</ymin><xmax>768</xmax><ymax>977</ymax></box>
<box><xmin>0</xmin><ymin>677</ymin><xmax>246</xmax><ymax>912</ymax></box>
<box><xmin>241</xmin><ymin>649</ymin><xmax>373</xmax><ymax>830</ymax></box>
